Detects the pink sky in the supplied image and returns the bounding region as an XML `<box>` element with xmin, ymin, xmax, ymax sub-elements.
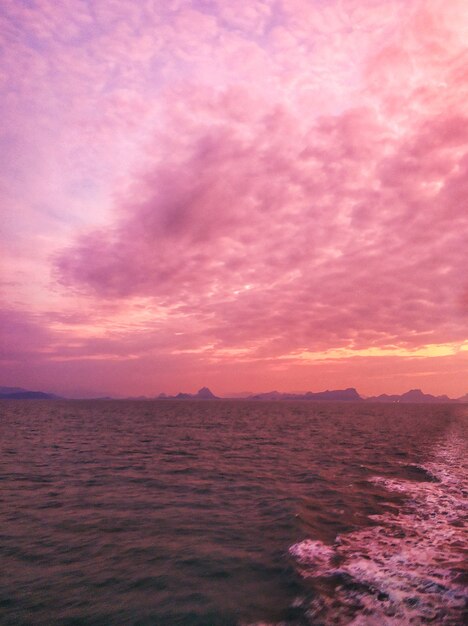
<box><xmin>1</xmin><ymin>0</ymin><xmax>468</xmax><ymax>397</ymax></box>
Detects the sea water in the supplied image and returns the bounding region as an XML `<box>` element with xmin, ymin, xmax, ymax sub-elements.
<box><xmin>0</xmin><ymin>400</ymin><xmax>466</xmax><ymax>625</ymax></box>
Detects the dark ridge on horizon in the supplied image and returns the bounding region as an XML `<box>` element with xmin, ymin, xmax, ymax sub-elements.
<box><xmin>248</xmin><ymin>387</ymin><xmax>362</xmax><ymax>401</ymax></box>
<box><xmin>0</xmin><ymin>387</ymin><xmax>59</xmax><ymax>400</ymax></box>
<box><xmin>158</xmin><ymin>387</ymin><xmax>219</xmax><ymax>400</ymax></box>
<box><xmin>366</xmin><ymin>389</ymin><xmax>455</xmax><ymax>403</ymax></box>
<box><xmin>2</xmin><ymin>386</ymin><xmax>467</xmax><ymax>403</ymax></box>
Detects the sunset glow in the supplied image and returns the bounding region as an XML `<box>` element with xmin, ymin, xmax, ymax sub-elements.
<box><xmin>2</xmin><ymin>0</ymin><xmax>468</xmax><ymax>397</ymax></box>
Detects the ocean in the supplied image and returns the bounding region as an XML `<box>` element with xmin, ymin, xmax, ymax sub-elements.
<box><xmin>0</xmin><ymin>400</ymin><xmax>466</xmax><ymax>625</ymax></box>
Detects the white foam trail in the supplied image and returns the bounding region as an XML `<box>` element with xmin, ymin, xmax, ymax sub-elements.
<box><xmin>289</xmin><ymin>426</ymin><xmax>468</xmax><ymax>625</ymax></box>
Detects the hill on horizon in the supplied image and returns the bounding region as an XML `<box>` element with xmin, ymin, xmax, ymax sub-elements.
<box><xmin>1</xmin><ymin>385</ymin><xmax>467</xmax><ymax>403</ymax></box>
<box><xmin>0</xmin><ymin>386</ymin><xmax>59</xmax><ymax>400</ymax></box>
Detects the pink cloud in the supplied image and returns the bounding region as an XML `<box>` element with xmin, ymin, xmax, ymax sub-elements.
<box><xmin>56</xmin><ymin>1</ymin><xmax>468</xmax><ymax>357</ymax></box>
<box><xmin>2</xmin><ymin>0</ymin><xmax>468</xmax><ymax>395</ymax></box>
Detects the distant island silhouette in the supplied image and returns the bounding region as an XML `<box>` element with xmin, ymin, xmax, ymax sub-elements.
<box><xmin>0</xmin><ymin>386</ymin><xmax>59</xmax><ymax>400</ymax></box>
<box><xmin>1</xmin><ymin>386</ymin><xmax>467</xmax><ymax>403</ymax></box>
<box><xmin>158</xmin><ymin>387</ymin><xmax>219</xmax><ymax>400</ymax></box>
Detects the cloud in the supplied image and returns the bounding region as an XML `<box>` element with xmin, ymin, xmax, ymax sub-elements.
<box><xmin>0</xmin><ymin>309</ymin><xmax>53</xmax><ymax>363</ymax></box>
<box><xmin>2</xmin><ymin>0</ymin><xmax>468</xmax><ymax>395</ymax></box>
<box><xmin>56</xmin><ymin>0</ymin><xmax>468</xmax><ymax>362</ymax></box>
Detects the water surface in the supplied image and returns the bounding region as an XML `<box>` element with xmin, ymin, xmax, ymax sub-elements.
<box><xmin>0</xmin><ymin>400</ymin><xmax>466</xmax><ymax>625</ymax></box>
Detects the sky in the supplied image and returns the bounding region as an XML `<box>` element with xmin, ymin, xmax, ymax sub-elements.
<box><xmin>1</xmin><ymin>0</ymin><xmax>468</xmax><ymax>398</ymax></box>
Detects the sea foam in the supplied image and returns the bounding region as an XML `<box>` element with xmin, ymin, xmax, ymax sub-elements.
<box><xmin>289</xmin><ymin>428</ymin><xmax>468</xmax><ymax>624</ymax></box>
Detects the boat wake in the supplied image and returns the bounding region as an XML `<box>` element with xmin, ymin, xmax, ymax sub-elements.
<box><xmin>287</xmin><ymin>427</ymin><xmax>467</xmax><ymax>624</ymax></box>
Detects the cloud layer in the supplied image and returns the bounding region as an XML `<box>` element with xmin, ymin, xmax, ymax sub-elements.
<box><xmin>2</xmin><ymin>0</ymin><xmax>468</xmax><ymax>395</ymax></box>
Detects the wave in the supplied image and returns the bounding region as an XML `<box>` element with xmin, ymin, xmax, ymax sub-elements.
<box><xmin>286</xmin><ymin>428</ymin><xmax>468</xmax><ymax>625</ymax></box>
